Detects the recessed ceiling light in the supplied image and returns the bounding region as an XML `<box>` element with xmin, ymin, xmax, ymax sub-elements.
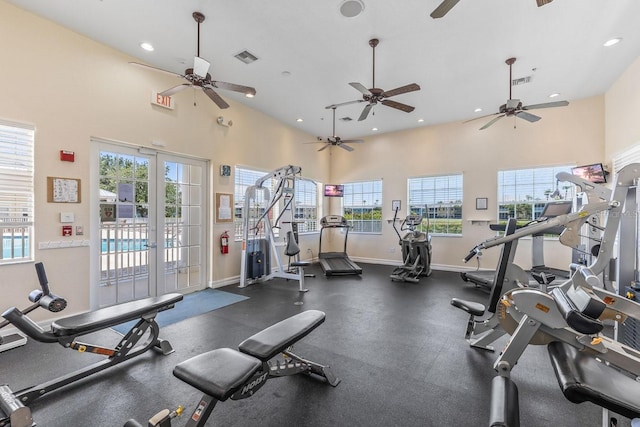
<box><xmin>245</xmin><ymin>93</ymin><xmax>254</xmax><ymax>98</ymax></box>
<box><xmin>372</xmin><ymin>127</ymin><xmax>378</xmax><ymax>131</ymax></box>
<box><xmin>474</xmin><ymin>108</ymin><xmax>482</xmax><ymax>113</ymax></box>
<box><xmin>418</xmin><ymin>119</ymin><xmax>424</xmax><ymax>123</ymax></box>
<box><xmin>549</xmin><ymin>93</ymin><xmax>560</xmax><ymax>98</ymax></box>
<box><xmin>296</xmin><ymin>118</ymin><xmax>303</xmax><ymax>122</ymax></box>
<box><xmin>339</xmin><ymin>0</ymin><xmax>365</xmax><ymax>18</ymax></box>
<box><xmin>603</xmin><ymin>38</ymin><xmax>622</xmax><ymax>47</ymax></box>
<box><xmin>140</xmin><ymin>42</ymin><xmax>154</xmax><ymax>52</ymax></box>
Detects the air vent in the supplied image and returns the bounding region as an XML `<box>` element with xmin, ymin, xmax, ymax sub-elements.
<box><xmin>512</xmin><ymin>76</ymin><xmax>532</xmax><ymax>86</ymax></box>
<box><xmin>339</xmin><ymin>117</ymin><xmax>353</xmax><ymax>121</ymax></box>
<box><xmin>234</xmin><ymin>50</ymin><xmax>259</xmax><ymax>64</ymax></box>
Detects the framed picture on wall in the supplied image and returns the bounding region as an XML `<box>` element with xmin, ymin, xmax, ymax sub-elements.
<box><xmin>476</xmin><ymin>197</ymin><xmax>488</xmax><ymax>210</ymax></box>
<box><xmin>215</xmin><ymin>192</ymin><xmax>234</xmax><ymax>223</ymax></box>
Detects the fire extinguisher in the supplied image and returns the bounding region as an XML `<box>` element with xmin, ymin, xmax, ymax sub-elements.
<box><xmin>220</xmin><ymin>231</ymin><xmax>229</xmax><ymax>254</ymax></box>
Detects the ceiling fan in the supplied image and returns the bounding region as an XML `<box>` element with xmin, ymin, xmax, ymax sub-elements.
<box><xmin>431</xmin><ymin>0</ymin><xmax>553</xmax><ymax>19</ymax></box>
<box><xmin>307</xmin><ymin>107</ymin><xmax>363</xmax><ymax>152</ymax></box>
<box><xmin>464</xmin><ymin>57</ymin><xmax>569</xmax><ymax>130</ymax></box>
<box><xmin>129</xmin><ymin>11</ymin><xmax>256</xmax><ymax>109</ymax></box>
<box><xmin>329</xmin><ymin>38</ymin><xmax>420</xmax><ymax>121</ymax></box>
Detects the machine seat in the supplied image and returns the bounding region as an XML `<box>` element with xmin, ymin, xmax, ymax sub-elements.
<box><xmin>451</xmin><ymin>298</ymin><xmax>486</xmax><ymax>317</ymax></box>
<box><xmin>548</xmin><ymin>341</ymin><xmax>640</xmax><ymax>420</ymax></box>
<box><xmin>239</xmin><ymin>310</ymin><xmax>325</xmax><ymax>361</ymax></box>
<box><xmin>173</xmin><ymin>348</ymin><xmax>262</xmax><ymax>401</ymax></box>
<box><xmin>51</xmin><ymin>293</ymin><xmax>183</xmax><ymax>337</ymax></box>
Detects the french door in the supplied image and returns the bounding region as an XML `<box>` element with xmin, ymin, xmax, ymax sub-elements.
<box><xmin>93</xmin><ymin>141</ymin><xmax>207</xmax><ymax>308</ymax></box>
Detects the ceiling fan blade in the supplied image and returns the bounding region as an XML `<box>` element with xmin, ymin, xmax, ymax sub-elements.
<box><xmin>381</xmin><ymin>99</ymin><xmax>415</xmax><ymax>113</ymax></box>
<box><xmin>129</xmin><ymin>62</ymin><xmax>182</xmax><ymax>78</ymax></box>
<box><xmin>515</xmin><ymin>111</ymin><xmax>541</xmax><ymax>123</ymax></box>
<box><xmin>325</xmin><ymin>100</ymin><xmax>366</xmax><ymax>109</ymax></box>
<box><xmin>318</xmin><ymin>144</ymin><xmax>330</xmax><ymax>152</ymax></box>
<box><xmin>341</xmin><ymin>139</ymin><xmax>364</xmax><ymax>144</ymax></box>
<box><xmin>463</xmin><ymin>112</ymin><xmax>500</xmax><ymax>124</ymax></box>
<box><xmin>358</xmin><ymin>104</ymin><xmax>374</xmax><ymax>121</ymax></box>
<box><xmin>537</xmin><ymin>0</ymin><xmax>553</xmax><ymax>6</ymax></box>
<box><xmin>211</xmin><ymin>80</ymin><xmax>257</xmax><ymax>97</ymax></box>
<box><xmin>522</xmin><ymin>100</ymin><xmax>569</xmax><ymax>110</ymax></box>
<box><xmin>202</xmin><ymin>86</ymin><xmax>230</xmax><ymax>109</ymax></box>
<box><xmin>350</xmin><ymin>82</ymin><xmax>372</xmax><ymax>96</ymax></box>
<box><xmin>430</xmin><ymin>0</ymin><xmax>461</xmax><ymax>19</ymax></box>
<box><xmin>383</xmin><ymin>83</ymin><xmax>421</xmax><ymax>98</ymax></box>
<box><xmin>160</xmin><ymin>83</ymin><xmax>192</xmax><ymax>96</ymax></box>
<box><xmin>193</xmin><ymin>56</ymin><xmax>210</xmax><ymax>78</ymax></box>
<box><xmin>338</xmin><ymin>143</ymin><xmax>354</xmax><ymax>152</ymax></box>
<box><xmin>480</xmin><ymin>114</ymin><xmax>506</xmax><ymax>130</ymax></box>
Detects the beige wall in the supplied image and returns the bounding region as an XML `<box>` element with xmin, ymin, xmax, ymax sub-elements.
<box><xmin>605</xmin><ymin>56</ymin><xmax>640</xmax><ymax>160</ymax></box>
<box><xmin>0</xmin><ymin>2</ymin><xmax>329</xmax><ymax>318</ymax></box>
<box><xmin>331</xmin><ymin>96</ymin><xmax>605</xmax><ymax>271</ymax></box>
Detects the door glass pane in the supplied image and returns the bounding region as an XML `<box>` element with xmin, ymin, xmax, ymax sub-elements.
<box><xmin>98</xmin><ymin>150</ymin><xmax>151</xmax><ymax>306</ymax></box>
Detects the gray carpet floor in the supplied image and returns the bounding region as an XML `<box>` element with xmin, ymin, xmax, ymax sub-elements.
<box><xmin>0</xmin><ymin>263</ymin><xmax>633</xmax><ymax>426</ymax></box>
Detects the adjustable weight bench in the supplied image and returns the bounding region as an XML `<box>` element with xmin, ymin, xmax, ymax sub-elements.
<box><xmin>124</xmin><ymin>310</ymin><xmax>340</xmax><ymax>427</ymax></box>
<box><xmin>0</xmin><ymin>263</ymin><xmax>182</xmax><ymax>427</ymax></box>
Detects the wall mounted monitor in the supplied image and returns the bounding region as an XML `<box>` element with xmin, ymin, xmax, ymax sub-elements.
<box><xmin>324</xmin><ymin>184</ymin><xmax>344</xmax><ymax>197</ymax></box>
<box><xmin>571</xmin><ymin>163</ymin><xmax>606</xmax><ymax>183</ymax></box>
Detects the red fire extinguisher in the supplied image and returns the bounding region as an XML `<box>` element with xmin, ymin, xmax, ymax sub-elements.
<box><xmin>220</xmin><ymin>231</ymin><xmax>229</xmax><ymax>254</ymax></box>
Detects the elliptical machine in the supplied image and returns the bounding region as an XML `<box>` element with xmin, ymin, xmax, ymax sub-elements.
<box><xmin>390</xmin><ymin>206</ymin><xmax>432</xmax><ymax>282</ymax></box>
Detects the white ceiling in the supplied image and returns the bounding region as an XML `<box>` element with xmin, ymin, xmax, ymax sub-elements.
<box><xmin>7</xmin><ymin>0</ymin><xmax>640</xmax><ymax>139</ymax></box>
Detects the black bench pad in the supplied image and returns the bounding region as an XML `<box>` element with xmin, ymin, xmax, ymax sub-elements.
<box><xmin>548</xmin><ymin>341</ymin><xmax>640</xmax><ymax>420</ymax></box>
<box><xmin>451</xmin><ymin>298</ymin><xmax>486</xmax><ymax>317</ymax></box>
<box><xmin>51</xmin><ymin>293</ymin><xmax>183</xmax><ymax>337</ymax></box>
<box><xmin>239</xmin><ymin>310</ymin><xmax>325</xmax><ymax>361</ymax></box>
<box><xmin>173</xmin><ymin>348</ymin><xmax>261</xmax><ymax>401</ymax></box>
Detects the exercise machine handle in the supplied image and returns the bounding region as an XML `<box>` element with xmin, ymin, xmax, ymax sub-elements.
<box><xmin>463</xmin><ymin>247</ymin><xmax>479</xmax><ymax>263</ymax></box>
<box><xmin>35</xmin><ymin>262</ymin><xmax>50</xmax><ymax>295</ymax></box>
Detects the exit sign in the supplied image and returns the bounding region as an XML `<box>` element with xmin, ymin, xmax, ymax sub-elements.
<box><xmin>151</xmin><ymin>91</ymin><xmax>174</xmax><ymax>110</ymax></box>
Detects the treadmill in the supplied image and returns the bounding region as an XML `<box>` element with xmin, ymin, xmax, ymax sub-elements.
<box><xmin>461</xmin><ymin>200</ymin><xmax>573</xmax><ymax>288</ymax></box>
<box><xmin>318</xmin><ymin>215</ymin><xmax>363</xmax><ymax>276</ymax></box>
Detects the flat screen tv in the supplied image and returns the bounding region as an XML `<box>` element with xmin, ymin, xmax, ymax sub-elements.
<box><xmin>324</xmin><ymin>184</ymin><xmax>344</xmax><ymax>197</ymax></box>
<box><xmin>571</xmin><ymin>163</ymin><xmax>607</xmax><ymax>183</ymax></box>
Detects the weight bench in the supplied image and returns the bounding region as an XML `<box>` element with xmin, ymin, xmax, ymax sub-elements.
<box><xmin>548</xmin><ymin>341</ymin><xmax>640</xmax><ymax>420</ymax></box>
<box><xmin>124</xmin><ymin>310</ymin><xmax>340</xmax><ymax>427</ymax></box>
<box><xmin>1</xmin><ymin>263</ymin><xmax>183</xmax><ymax>427</ymax></box>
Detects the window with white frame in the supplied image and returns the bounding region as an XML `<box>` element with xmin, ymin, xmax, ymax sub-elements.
<box><xmin>342</xmin><ymin>180</ymin><xmax>383</xmax><ymax>233</ymax></box>
<box><xmin>294</xmin><ymin>178</ymin><xmax>320</xmax><ymax>234</ymax></box>
<box><xmin>0</xmin><ymin>120</ymin><xmax>34</xmax><ymax>264</ymax></box>
<box><xmin>408</xmin><ymin>174</ymin><xmax>463</xmax><ymax>235</ymax></box>
<box><xmin>498</xmin><ymin>165</ymin><xmax>574</xmax><ymax>226</ymax></box>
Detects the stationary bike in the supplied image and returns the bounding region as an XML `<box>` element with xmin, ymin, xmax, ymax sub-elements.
<box><xmin>390</xmin><ymin>206</ymin><xmax>432</xmax><ymax>283</ymax></box>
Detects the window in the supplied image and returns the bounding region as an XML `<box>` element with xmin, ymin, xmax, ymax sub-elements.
<box><xmin>234</xmin><ymin>166</ymin><xmax>275</xmax><ymax>239</ymax></box>
<box><xmin>294</xmin><ymin>178</ymin><xmax>320</xmax><ymax>234</ymax></box>
<box><xmin>498</xmin><ymin>165</ymin><xmax>574</xmax><ymax>226</ymax></box>
<box><xmin>408</xmin><ymin>174</ymin><xmax>463</xmax><ymax>235</ymax></box>
<box><xmin>343</xmin><ymin>180</ymin><xmax>383</xmax><ymax>233</ymax></box>
<box><xmin>0</xmin><ymin>120</ymin><xmax>34</xmax><ymax>264</ymax></box>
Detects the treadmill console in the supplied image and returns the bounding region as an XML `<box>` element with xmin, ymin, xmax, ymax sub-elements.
<box><xmin>321</xmin><ymin>215</ymin><xmax>348</xmax><ymax>228</ymax></box>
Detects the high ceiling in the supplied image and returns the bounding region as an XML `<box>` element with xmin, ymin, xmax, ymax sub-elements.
<box><xmin>6</xmin><ymin>0</ymin><xmax>640</xmax><ymax>139</ymax></box>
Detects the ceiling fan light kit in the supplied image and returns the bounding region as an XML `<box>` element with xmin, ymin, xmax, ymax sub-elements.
<box><xmin>307</xmin><ymin>107</ymin><xmax>363</xmax><ymax>152</ymax></box>
<box><xmin>130</xmin><ymin>11</ymin><xmax>256</xmax><ymax>110</ymax></box>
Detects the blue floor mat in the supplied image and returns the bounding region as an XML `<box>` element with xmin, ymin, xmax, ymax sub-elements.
<box><xmin>111</xmin><ymin>289</ymin><xmax>249</xmax><ymax>335</ymax></box>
